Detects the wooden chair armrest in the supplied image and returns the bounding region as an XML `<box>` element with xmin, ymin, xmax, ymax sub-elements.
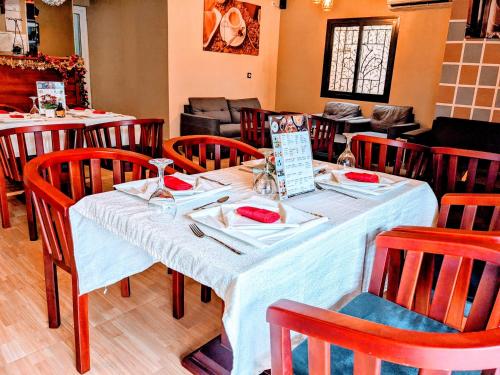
<box><xmin>391</xmin><ymin>226</ymin><xmax>500</xmax><ymax>244</ymax></box>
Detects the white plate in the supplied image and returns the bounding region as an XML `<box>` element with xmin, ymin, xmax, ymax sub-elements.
<box><xmin>243</xmin><ymin>159</ymin><xmax>325</xmax><ymax>173</ymax></box>
<box><xmin>189</xmin><ymin>197</ymin><xmax>328</xmax><ymax>249</ymax></box>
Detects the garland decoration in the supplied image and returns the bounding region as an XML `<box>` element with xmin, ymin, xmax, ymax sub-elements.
<box><xmin>0</xmin><ymin>53</ymin><xmax>89</xmax><ymax>107</ymax></box>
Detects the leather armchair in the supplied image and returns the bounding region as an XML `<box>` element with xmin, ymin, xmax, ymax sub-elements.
<box><xmin>345</xmin><ymin>105</ymin><xmax>420</xmax><ymax>139</ymax></box>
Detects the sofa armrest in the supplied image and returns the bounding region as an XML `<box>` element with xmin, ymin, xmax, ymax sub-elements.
<box><xmin>399</xmin><ymin>127</ymin><xmax>432</xmax><ymax>145</ymax></box>
<box><xmin>344</xmin><ymin>118</ymin><xmax>371</xmax><ymax>133</ymax></box>
<box><xmin>180</xmin><ymin>113</ymin><xmax>221</xmax><ymax>136</ymax></box>
<box><xmin>387</xmin><ymin>122</ymin><xmax>420</xmax><ymax>139</ymax></box>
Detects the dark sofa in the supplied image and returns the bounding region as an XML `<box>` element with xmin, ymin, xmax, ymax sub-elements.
<box><xmin>402</xmin><ymin>116</ymin><xmax>500</xmax><ymax>153</ymax></box>
<box><xmin>181</xmin><ymin>97</ymin><xmax>261</xmax><ymax>139</ymax></box>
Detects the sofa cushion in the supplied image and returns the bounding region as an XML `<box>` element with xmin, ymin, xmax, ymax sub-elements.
<box><xmin>227</xmin><ymin>98</ymin><xmax>261</xmax><ymax>123</ymax></box>
<box><xmin>189</xmin><ymin>97</ymin><xmax>231</xmax><ymax>124</ymax></box>
<box><xmin>371</xmin><ymin>105</ymin><xmax>414</xmax><ymax>132</ymax></box>
<box><xmin>323</xmin><ymin>102</ymin><xmax>361</xmax><ymax>120</ymax></box>
<box><xmin>220</xmin><ymin>123</ymin><xmax>241</xmax><ymax>138</ymax></box>
<box><xmin>292</xmin><ymin>293</ymin><xmax>478</xmax><ymax>375</ymax></box>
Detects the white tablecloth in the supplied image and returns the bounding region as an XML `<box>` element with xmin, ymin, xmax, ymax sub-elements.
<box><xmin>0</xmin><ymin>113</ymin><xmax>136</xmax><ymax>156</ymax></box>
<box><xmin>69</xmin><ymin>165</ymin><xmax>438</xmax><ymax>375</ymax></box>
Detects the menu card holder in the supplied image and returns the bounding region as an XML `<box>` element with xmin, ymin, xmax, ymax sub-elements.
<box><xmin>269</xmin><ymin>114</ymin><xmax>315</xmax><ymax>200</ymax></box>
<box><xmin>36</xmin><ymin>81</ymin><xmax>66</xmax><ymax>115</ymax></box>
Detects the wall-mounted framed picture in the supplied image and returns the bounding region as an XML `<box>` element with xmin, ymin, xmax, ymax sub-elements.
<box><xmin>466</xmin><ymin>0</ymin><xmax>499</xmax><ymax>39</ymax></box>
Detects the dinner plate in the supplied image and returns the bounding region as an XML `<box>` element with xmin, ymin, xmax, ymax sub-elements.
<box><xmin>242</xmin><ymin>159</ymin><xmax>325</xmax><ymax>173</ymax></box>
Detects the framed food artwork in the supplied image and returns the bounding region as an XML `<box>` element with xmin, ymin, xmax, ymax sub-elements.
<box><xmin>203</xmin><ymin>0</ymin><xmax>261</xmax><ymax>56</ymax></box>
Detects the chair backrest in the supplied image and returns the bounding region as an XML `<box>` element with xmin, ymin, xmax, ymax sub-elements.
<box><xmin>432</xmin><ymin>147</ymin><xmax>500</xmax><ymax>199</ymax></box>
<box><xmin>308</xmin><ymin>115</ymin><xmax>338</xmax><ymax>162</ymax></box>
<box><xmin>23</xmin><ymin>148</ymin><xmax>159</xmax><ymax>272</ymax></box>
<box><xmin>0</xmin><ymin>123</ymin><xmax>85</xmax><ymax>182</ymax></box>
<box><xmin>240</xmin><ymin>108</ymin><xmax>279</xmax><ymax>148</ymax></box>
<box><xmin>84</xmin><ymin>119</ymin><xmax>164</xmax><ymax>158</ymax></box>
<box><xmin>0</xmin><ymin>104</ymin><xmax>23</xmax><ymax>113</ymax></box>
<box><xmin>163</xmin><ymin>135</ymin><xmax>264</xmax><ymax>174</ymax></box>
<box><xmin>267</xmin><ymin>229</ymin><xmax>500</xmax><ymax>374</ymax></box>
<box><xmin>351</xmin><ymin>135</ymin><xmax>430</xmax><ymax>179</ymax></box>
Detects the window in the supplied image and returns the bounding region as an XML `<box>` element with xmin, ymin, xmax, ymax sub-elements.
<box><xmin>321</xmin><ymin>17</ymin><xmax>399</xmax><ymax>103</ymax></box>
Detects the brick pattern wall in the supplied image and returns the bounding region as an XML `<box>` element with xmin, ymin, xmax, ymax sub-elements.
<box><xmin>436</xmin><ymin>0</ymin><xmax>500</xmax><ymax>123</ymax></box>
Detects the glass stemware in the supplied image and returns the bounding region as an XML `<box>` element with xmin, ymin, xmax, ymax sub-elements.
<box><xmin>29</xmin><ymin>96</ymin><xmax>40</xmax><ymax>117</ymax></box>
<box><xmin>337</xmin><ymin>134</ymin><xmax>356</xmax><ymax>168</ymax></box>
<box><xmin>253</xmin><ymin>152</ymin><xmax>278</xmax><ymax>197</ymax></box>
<box><xmin>148</xmin><ymin>158</ymin><xmax>177</xmax><ymax>222</ymax></box>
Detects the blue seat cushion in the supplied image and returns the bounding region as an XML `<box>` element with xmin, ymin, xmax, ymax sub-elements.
<box><xmin>292</xmin><ymin>293</ymin><xmax>479</xmax><ymax>374</ymax></box>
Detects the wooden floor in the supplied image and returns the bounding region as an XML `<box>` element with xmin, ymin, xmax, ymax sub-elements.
<box><xmin>0</xmin><ymin>197</ymin><xmax>223</xmax><ymax>374</ymax></box>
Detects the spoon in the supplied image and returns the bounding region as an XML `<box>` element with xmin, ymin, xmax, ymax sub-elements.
<box><xmin>193</xmin><ymin>196</ymin><xmax>230</xmax><ymax>211</ymax></box>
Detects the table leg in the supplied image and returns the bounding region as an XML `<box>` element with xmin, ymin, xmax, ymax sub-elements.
<box><xmin>172</xmin><ymin>271</ymin><xmax>184</xmax><ymax>319</ymax></box>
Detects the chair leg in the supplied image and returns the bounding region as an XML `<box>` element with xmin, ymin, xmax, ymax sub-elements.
<box><xmin>201</xmin><ymin>285</ymin><xmax>212</xmax><ymax>303</ymax></box>
<box><xmin>120</xmin><ymin>277</ymin><xmax>131</xmax><ymax>297</ymax></box>
<box><xmin>0</xmin><ymin>173</ymin><xmax>10</xmax><ymax>228</ymax></box>
<box><xmin>25</xmin><ymin>188</ymin><xmax>38</xmax><ymax>241</ymax></box>
<box><xmin>172</xmin><ymin>271</ymin><xmax>184</xmax><ymax>319</ymax></box>
<box><xmin>43</xmin><ymin>249</ymin><xmax>60</xmax><ymax>328</ymax></box>
<box><xmin>72</xmin><ymin>277</ymin><xmax>90</xmax><ymax>374</ymax></box>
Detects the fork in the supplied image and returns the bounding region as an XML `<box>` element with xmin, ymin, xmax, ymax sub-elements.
<box><xmin>189</xmin><ymin>224</ymin><xmax>244</xmax><ymax>255</ymax></box>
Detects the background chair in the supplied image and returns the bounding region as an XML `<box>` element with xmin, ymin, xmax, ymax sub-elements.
<box><xmin>308</xmin><ymin>115</ymin><xmax>338</xmax><ymax>162</ymax></box>
<box><xmin>431</xmin><ymin>147</ymin><xmax>500</xmax><ymax>200</ymax></box>
<box><xmin>0</xmin><ymin>104</ymin><xmax>23</xmax><ymax>112</ymax></box>
<box><xmin>84</xmin><ymin>118</ymin><xmax>164</xmax><ymax>158</ymax></box>
<box><xmin>240</xmin><ymin>107</ymin><xmax>279</xmax><ymax>148</ymax></box>
<box><xmin>163</xmin><ymin>135</ymin><xmax>264</xmax><ymax>174</ymax></box>
<box><xmin>267</xmin><ymin>229</ymin><xmax>500</xmax><ymax>374</ymax></box>
<box><xmin>0</xmin><ymin>123</ymin><xmax>85</xmax><ymax>240</ymax></box>
<box><xmin>351</xmin><ymin>135</ymin><xmax>430</xmax><ymax>180</ymax></box>
<box><xmin>23</xmin><ymin>148</ymin><xmax>160</xmax><ymax>374</ymax></box>
<box><xmin>345</xmin><ymin>105</ymin><xmax>420</xmax><ymax>139</ymax></box>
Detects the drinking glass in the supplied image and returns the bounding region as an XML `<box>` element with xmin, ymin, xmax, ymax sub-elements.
<box><xmin>253</xmin><ymin>152</ymin><xmax>278</xmax><ymax>197</ymax></box>
<box><xmin>337</xmin><ymin>134</ymin><xmax>356</xmax><ymax>168</ymax></box>
<box><xmin>148</xmin><ymin>158</ymin><xmax>177</xmax><ymax>222</ymax></box>
<box><xmin>29</xmin><ymin>96</ymin><xmax>40</xmax><ymax>116</ymax></box>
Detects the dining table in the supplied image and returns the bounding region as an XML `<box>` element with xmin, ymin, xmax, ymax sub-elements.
<box><xmin>68</xmin><ymin>163</ymin><xmax>438</xmax><ymax>375</ymax></box>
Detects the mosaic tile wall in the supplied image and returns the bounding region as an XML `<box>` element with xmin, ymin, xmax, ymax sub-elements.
<box><xmin>436</xmin><ymin>0</ymin><xmax>500</xmax><ymax>122</ymax></box>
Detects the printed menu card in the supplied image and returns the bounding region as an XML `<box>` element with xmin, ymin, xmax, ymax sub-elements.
<box><xmin>269</xmin><ymin>114</ymin><xmax>315</xmax><ymax>200</ymax></box>
<box><xmin>36</xmin><ymin>81</ymin><xmax>66</xmax><ymax>115</ymax></box>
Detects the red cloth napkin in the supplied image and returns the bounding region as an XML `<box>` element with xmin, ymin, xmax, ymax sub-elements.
<box><xmin>345</xmin><ymin>172</ymin><xmax>379</xmax><ymax>183</ymax></box>
<box><xmin>73</xmin><ymin>107</ymin><xmax>86</xmax><ymax>111</ymax></box>
<box><xmin>9</xmin><ymin>114</ymin><xmax>24</xmax><ymax>119</ymax></box>
<box><xmin>0</xmin><ymin>110</ymin><xmax>9</xmax><ymax>114</ymax></box>
<box><xmin>236</xmin><ymin>206</ymin><xmax>281</xmax><ymax>224</ymax></box>
<box><xmin>164</xmin><ymin>176</ymin><xmax>193</xmax><ymax>191</ymax></box>
<box><xmin>92</xmin><ymin>110</ymin><xmax>107</xmax><ymax>114</ymax></box>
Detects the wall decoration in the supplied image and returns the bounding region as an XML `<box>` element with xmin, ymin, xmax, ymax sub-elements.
<box><xmin>203</xmin><ymin>0</ymin><xmax>260</xmax><ymax>56</ymax></box>
<box><xmin>466</xmin><ymin>0</ymin><xmax>499</xmax><ymax>39</ymax></box>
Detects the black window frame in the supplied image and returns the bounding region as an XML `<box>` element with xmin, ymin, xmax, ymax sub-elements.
<box><xmin>321</xmin><ymin>17</ymin><xmax>400</xmax><ymax>103</ymax></box>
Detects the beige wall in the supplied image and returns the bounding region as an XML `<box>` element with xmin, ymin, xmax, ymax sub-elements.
<box><xmin>275</xmin><ymin>0</ymin><xmax>452</xmax><ymax>129</ymax></box>
<box><xmin>167</xmin><ymin>0</ymin><xmax>281</xmax><ymax>137</ymax></box>
<box><xmin>87</xmin><ymin>0</ymin><xmax>169</xmax><ymax>130</ymax></box>
<box><xmin>35</xmin><ymin>0</ymin><xmax>75</xmax><ymax>56</ymax></box>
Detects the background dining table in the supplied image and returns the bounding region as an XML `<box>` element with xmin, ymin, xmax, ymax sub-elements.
<box><xmin>68</xmin><ymin>164</ymin><xmax>438</xmax><ymax>374</ymax></box>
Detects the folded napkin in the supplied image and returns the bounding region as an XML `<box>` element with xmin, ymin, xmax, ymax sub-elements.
<box><xmin>236</xmin><ymin>206</ymin><xmax>281</xmax><ymax>223</ymax></box>
<box><xmin>0</xmin><ymin>110</ymin><xmax>9</xmax><ymax>114</ymax></box>
<box><xmin>164</xmin><ymin>176</ymin><xmax>193</xmax><ymax>191</ymax></box>
<box><xmin>345</xmin><ymin>172</ymin><xmax>379</xmax><ymax>183</ymax></box>
<box><xmin>9</xmin><ymin>114</ymin><xmax>24</xmax><ymax>119</ymax></box>
<box><xmin>93</xmin><ymin>110</ymin><xmax>107</xmax><ymax>114</ymax></box>
<box><xmin>73</xmin><ymin>107</ymin><xmax>86</xmax><ymax>111</ymax></box>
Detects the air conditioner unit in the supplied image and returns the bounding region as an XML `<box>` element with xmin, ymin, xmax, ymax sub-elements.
<box><xmin>387</xmin><ymin>0</ymin><xmax>452</xmax><ymax>10</ymax></box>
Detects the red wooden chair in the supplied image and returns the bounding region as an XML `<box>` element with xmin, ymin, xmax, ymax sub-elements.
<box><xmin>267</xmin><ymin>229</ymin><xmax>500</xmax><ymax>374</ymax></box>
<box><xmin>23</xmin><ymin>148</ymin><xmax>166</xmax><ymax>374</ymax></box>
<box><xmin>163</xmin><ymin>135</ymin><xmax>264</xmax><ymax>174</ymax></box>
<box><xmin>308</xmin><ymin>115</ymin><xmax>338</xmax><ymax>162</ymax></box>
<box><xmin>0</xmin><ymin>103</ymin><xmax>23</xmax><ymax>112</ymax></box>
<box><xmin>0</xmin><ymin>123</ymin><xmax>85</xmax><ymax>240</ymax></box>
<box><xmin>351</xmin><ymin>135</ymin><xmax>430</xmax><ymax>180</ymax></box>
<box><xmin>431</xmin><ymin>147</ymin><xmax>500</xmax><ymax>199</ymax></box>
<box><xmin>240</xmin><ymin>107</ymin><xmax>279</xmax><ymax>148</ymax></box>
<box><xmin>84</xmin><ymin>118</ymin><xmax>164</xmax><ymax>158</ymax></box>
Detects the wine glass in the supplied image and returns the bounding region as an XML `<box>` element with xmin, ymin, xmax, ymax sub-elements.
<box><xmin>253</xmin><ymin>152</ymin><xmax>278</xmax><ymax>197</ymax></box>
<box><xmin>337</xmin><ymin>133</ymin><xmax>356</xmax><ymax>168</ymax></box>
<box><xmin>148</xmin><ymin>158</ymin><xmax>177</xmax><ymax>222</ymax></box>
<box><xmin>29</xmin><ymin>96</ymin><xmax>40</xmax><ymax>117</ymax></box>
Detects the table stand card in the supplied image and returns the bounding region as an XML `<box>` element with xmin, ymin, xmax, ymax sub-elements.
<box><xmin>36</xmin><ymin>81</ymin><xmax>66</xmax><ymax>115</ymax></box>
<box><xmin>270</xmin><ymin>114</ymin><xmax>315</xmax><ymax>200</ymax></box>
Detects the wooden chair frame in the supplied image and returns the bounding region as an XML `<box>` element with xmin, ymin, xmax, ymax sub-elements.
<box><xmin>84</xmin><ymin>118</ymin><xmax>164</xmax><ymax>158</ymax></box>
<box><xmin>309</xmin><ymin>115</ymin><xmax>338</xmax><ymax>162</ymax></box>
<box><xmin>240</xmin><ymin>107</ymin><xmax>279</xmax><ymax>148</ymax></box>
<box><xmin>267</xmin><ymin>229</ymin><xmax>500</xmax><ymax>374</ymax></box>
<box><xmin>0</xmin><ymin>103</ymin><xmax>23</xmax><ymax>112</ymax></box>
<box><xmin>351</xmin><ymin>135</ymin><xmax>430</xmax><ymax>180</ymax></box>
<box><xmin>23</xmin><ymin>148</ymin><xmax>165</xmax><ymax>374</ymax></box>
<box><xmin>0</xmin><ymin>123</ymin><xmax>85</xmax><ymax>239</ymax></box>
<box><xmin>163</xmin><ymin>135</ymin><xmax>264</xmax><ymax>174</ymax></box>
